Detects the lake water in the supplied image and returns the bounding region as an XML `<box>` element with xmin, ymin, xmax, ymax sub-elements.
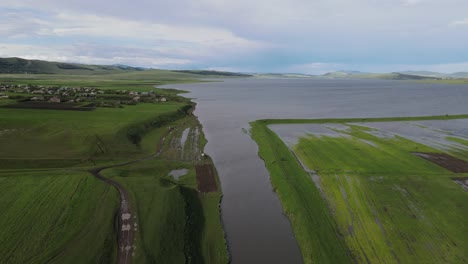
<box><xmin>163</xmin><ymin>78</ymin><xmax>468</xmax><ymax>263</ymax></box>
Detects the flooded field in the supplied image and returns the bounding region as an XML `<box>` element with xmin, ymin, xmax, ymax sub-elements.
<box><xmin>354</xmin><ymin>119</ymin><xmax>468</xmax><ymax>153</ymax></box>
<box><xmin>164</xmin><ymin>78</ymin><xmax>468</xmax><ymax>263</ymax></box>
<box><xmin>270</xmin><ymin>118</ymin><xmax>468</xmax><ymax>263</ymax></box>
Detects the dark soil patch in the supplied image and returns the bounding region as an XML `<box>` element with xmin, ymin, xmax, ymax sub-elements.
<box><xmin>413</xmin><ymin>152</ymin><xmax>468</xmax><ymax>173</ymax></box>
<box><xmin>195</xmin><ymin>164</ymin><xmax>217</xmax><ymax>192</ymax></box>
<box><xmin>1</xmin><ymin>101</ymin><xmax>95</xmax><ymax>111</ymax></box>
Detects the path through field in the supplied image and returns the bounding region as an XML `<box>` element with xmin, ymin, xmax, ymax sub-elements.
<box><xmin>88</xmin><ymin>128</ymin><xmax>173</xmax><ymax>264</ymax></box>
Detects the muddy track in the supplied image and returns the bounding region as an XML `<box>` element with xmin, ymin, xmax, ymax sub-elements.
<box><xmin>87</xmin><ymin>128</ymin><xmax>173</xmax><ymax>264</ymax></box>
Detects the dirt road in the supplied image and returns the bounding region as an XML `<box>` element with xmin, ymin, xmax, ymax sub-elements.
<box><xmin>87</xmin><ymin>128</ymin><xmax>173</xmax><ymax>264</ymax></box>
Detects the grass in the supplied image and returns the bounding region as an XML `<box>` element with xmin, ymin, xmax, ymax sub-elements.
<box><xmin>0</xmin><ymin>170</ymin><xmax>119</xmax><ymax>264</ymax></box>
<box><xmin>250</xmin><ymin>115</ymin><xmax>468</xmax><ymax>264</ymax></box>
<box><xmin>0</xmin><ymin>72</ymin><xmax>228</xmax><ymax>263</ymax></box>
<box><xmin>0</xmin><ymin>102</ymin><xmax>189</xmax><ymax>168</ymax></box>
<box><xmin>447</xmin><ymin>136</ymin><xmax>468</xmax><ymax>147</ymax></box>
<box><xmin>250</xmin><ymin>121</ymin><xmax>353</xmax><ymax>264</ymax></box>
<box><xmin>0</xmin><ymin>72</ymin><xmax>199</xmax><ymax>167</ymax></box>
<box><xmin>102</xmin><ymin>116</ymin><xmax>228</xmax><ymax>263</ymax></box>
<box><xmin>259</xmin><ymin>114</ymin><xmax>468</xmax><ymax>125</ymax></box>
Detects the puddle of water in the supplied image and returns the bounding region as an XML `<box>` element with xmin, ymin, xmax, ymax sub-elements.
<box><xmin>269</xmin><ymin>123</ymin><xmax>348</xmax><ymax>146</ymax></box>
<box><xmin>323</xmin><ymin>123</ymin><xmax>351</xmax><ymax>132</ymax></box>
<box><xmin>354</xmin><ymin>120</ymin><xmax>468</xmax><ymax>152</ymax></box>
<box><xmin>168</xmin><ymin>169</ymin><xmax>189</xmax><ymax>180</ymax></box>
<box><xmin>359</xmin><ymin>139</ymin><xmax>379</xmax><ymax>147</ymax></box>
<box><xmin>180</xmin><ymin>128</ymin><xmax>190</xmax><ymax>147</ymax></box>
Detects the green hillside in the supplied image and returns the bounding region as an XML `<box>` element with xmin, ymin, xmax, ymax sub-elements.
<box><xmin>0</xmin><ymin>57</ymin><xmax>146</xmax><ymax>75</ymax></box>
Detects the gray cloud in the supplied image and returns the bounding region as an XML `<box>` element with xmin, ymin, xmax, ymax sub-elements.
<box><xmin>1</xmin><ymin>0</ymin><xmax>467</xmax><ymax>72</ymax></box>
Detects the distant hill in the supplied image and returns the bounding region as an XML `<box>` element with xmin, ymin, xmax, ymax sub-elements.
<box><xmin>389</xmin><ymin>73</ymin><xmax>440</xmax><ymax>80</ymax></box>
<box><xmin>2</xmin><ymin>57</ymin><xmax>466</xmax><ymax>80</ymax></box>
<box><xmin>172</xmin><ymin>70</ymin><xmax>252</xmax><ymax>77</ymax></box>
<box><xmin>398</xmin><ymin>71</ymin><xmax>468</xmax><ymax>79</ymax></box>
<box><xmin>253</xmin><ymin>73</ymin><xmax>317</xmax><ymax>78</ymax></box>
<box><xmin>321</xmin><ymin>71</ymin><xmax>442</xmax><ymax>80</ymax></box>
<box><xmin>0</xmin><ymin>57</ymin><xmax>147</xmax><ymax>75</ymax></box>
<box><xmin>0</xmin><ymin>57</ymin><xmax>254</xmax><ymax>78</ymax></box>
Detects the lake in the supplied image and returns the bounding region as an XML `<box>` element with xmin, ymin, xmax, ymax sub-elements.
<box><xmin>163</xmin><ymin>78</ymin><xmax>468</xmax><ymax>263</ymax></box>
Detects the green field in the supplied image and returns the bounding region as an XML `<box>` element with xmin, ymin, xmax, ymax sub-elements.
<box><xmin>0</xmin><ymin>103</ymin><xmax>187</xmax><ymax>161</ymax></box>
<box><xmin>102</xmin><ymin>159</ymin><xmax>228</xmax><ymax>264</ymax></box>
<box><xmin>0</xmin><ymin>71</ymin><xmax>200</xmax><ymax>169</ymax></box>
<box><xmin>0</xmin><ymin>72</ymin><xmax>228</xmax><ymax>263</ymax></box>
<box><xmin>251</xmin><ymin>116</ymin><xmax>468</xmax><ymax>264</ymax></box>
<box><xmin>0</xmin><ymin>170</ymin><xmax>119</xmax><ymax>263</ymax></box>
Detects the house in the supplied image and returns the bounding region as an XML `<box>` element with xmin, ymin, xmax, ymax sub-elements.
<box><xmin>49</xmin><ymin>96</ymin><xmax>61</xmax><ymax>103</ymax></box>
<box><xmin>160</xmin><ymin>97</ymin><xmax>167</xmax><ymax>102</ymax></box>
<box><xmin>132</xmin><ymin>96</ymin><xmax>141</xmax><ymax>102</ymax></box>
<box><xmin>0</xmin><ymin>95</ymin><xmax>9</xmax><ymax>99</ymax></box>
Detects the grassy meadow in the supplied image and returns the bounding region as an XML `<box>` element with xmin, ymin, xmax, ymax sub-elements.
<box><xmin>251</xmin><ymin>116</ymin><xmax>468</xmax><ymax>264</ymax></box>
<box><xmin>0</xmin><ymin>71</ymin><xmax>205</xmax><ymax>168</ymax></box>
<box><xmin>0</xmin><ymin>71</ymin><xmax>228</xmax><ymax>263</ymax></box>
<box><xmin>0</xmin><ymin>170</ymin><xmax>119</xmax><ymax>264</ymax></box>
<box><xmin>0</xmin><ymin>102</ymin><xmax>187</xmax><ymax>165</ymax></box>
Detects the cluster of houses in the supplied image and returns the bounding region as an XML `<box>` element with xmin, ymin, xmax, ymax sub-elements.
<box><xmin>0</xmin><ymin>84</ymin><xmax>168</xmax><ymax>105</ymax></box>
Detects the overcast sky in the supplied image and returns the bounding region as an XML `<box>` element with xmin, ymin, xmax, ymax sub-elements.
<box><xmin>1</xmin><ymin>0</ymin><xmax>467</xmax><ymax>73</ymax></box>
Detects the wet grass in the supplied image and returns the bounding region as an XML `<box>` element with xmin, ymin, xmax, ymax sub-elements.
<box><xmin>102</xmin><ymin>116</ymin><xmax>228</xmax><ymax>263</ymax></box>
<box><xmin>447</xmin><ymin>136</ymin><xmax>468</xmax><ymax>147</ymax></box>
<box><xmin>250</xmin><ymin>121</ymin><xmax>353</xmax><ymax>264</ymax></box>
<box><xmin>0</xmin><ymin>170</ymin><xmax>119</xmax><ymax>264</ymax></box>
<box><xmin>294</xmin><ymin>128</ymin><xmax>467</xmax><ymax>263</ymax></box>
<box><xmin>259</xmin><ymin>114</ymin><xmax>468</xmax><ymax>126</ymax></box>
<box><xmin>251</xmin><ymin>115</ymin><xmax>468</xmax><ymax>263</ymax></box>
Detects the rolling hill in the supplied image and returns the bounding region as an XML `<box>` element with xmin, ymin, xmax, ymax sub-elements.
<box><xmin>0</xmin><ymin>57</ymin><xmax>146</xmax><ymax>75</ymax></box>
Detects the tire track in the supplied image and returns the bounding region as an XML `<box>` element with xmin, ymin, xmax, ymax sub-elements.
<box><xmin>88</xmin><ymin>127</ymin><xmax>174</xmax><ymax>264</ymax></box>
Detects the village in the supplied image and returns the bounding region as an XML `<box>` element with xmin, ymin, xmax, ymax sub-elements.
<box><xmin>0</xmin><ymin>83</ymin><xmax>168</xmax><ymax>107</ymax></box>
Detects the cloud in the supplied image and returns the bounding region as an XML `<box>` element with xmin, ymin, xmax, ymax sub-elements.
<box><xmin>0</xmin><ymin>43</ymin><xmax>193</xmax><ymax>68</ymax></box>
<box><xmin>450</xmin><ymin>18</ymin><xmax>468</xmax><ymax>27</ymax></box>
<box><xmin>401</xmin><ymin>0</ymin><xmax>425</xmax><ymax>6</ymax></box>
<box><xmin>0</xmin><ymin>8</ymin><xmax>267</xmax><ymax>68</ymax></box>
<box><xmin>0</xmin><ymin>1</ymin><xmax>467</xmax><ymax>73</ymax></box>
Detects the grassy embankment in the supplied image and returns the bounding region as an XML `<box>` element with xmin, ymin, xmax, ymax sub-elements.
<box><xmin>0</xmin><ymin>72</ymin><xmax>228</xmax><ymax>263</ymax></box>
<box><xmin>102</xmin><ymin>115</ymin><xmax>228</xmax><ymax>264</ymax></box>
<box><xmin>251</xmin><ymin>115</ymin><xmax>468</xmax><ymax>264</ymax></box>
